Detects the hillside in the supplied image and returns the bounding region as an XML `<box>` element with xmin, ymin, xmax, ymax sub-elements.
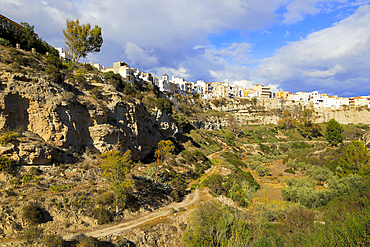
<box><xmin>0</xmin><ymin>45</ymin><xmax>370</xmax><ymax>247</ymax></box>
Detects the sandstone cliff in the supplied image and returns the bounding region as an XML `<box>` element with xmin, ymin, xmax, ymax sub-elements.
<box><xmin>0</xmin><ymin>71</ymin><xmax>177</xmax><ymax>162</ymax></box>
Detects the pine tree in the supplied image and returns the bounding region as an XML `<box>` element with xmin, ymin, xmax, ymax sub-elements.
<box><xmin>325</xmin><ymin>119</ymin><xmax>344</xmax><ymax>146</ymax></box>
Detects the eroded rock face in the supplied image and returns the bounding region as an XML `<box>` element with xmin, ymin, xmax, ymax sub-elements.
<box><xmin>0</xmin><ymin>72</ymin><xmax>178</xmax><ymax>162</ymax></box>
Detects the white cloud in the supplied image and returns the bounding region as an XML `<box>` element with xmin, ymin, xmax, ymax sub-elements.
<box><xmin>0</xmin><ymin>0</ymin><xmax>281</xmax><ymax>66</ymax></box>
<box><xmin>301</xmin><ymin>64</ymin><xmax>344</xmax><ymax>77</ymax></box>
<box><xmin>1</xmin><ymin>0</ymin><xmax>369</xmax><ymax>96</ymax></box>
<box><xmin>255</xmin><ymin>5</ymin><xmax>370</xmax><ymax>95</ymax></box>
<box><xmin>124</xmin><ymin>42</ymin><xmax>158</xmax><ymax>69</ymax></box>
<box><xmin>282</xmin><ymin>0</ymin><xmax>348</xmax><ymax>24</ymax></box>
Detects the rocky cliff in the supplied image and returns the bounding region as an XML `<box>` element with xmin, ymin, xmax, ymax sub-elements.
<box><xmin>212</xmin><ymin>98</ymin><xmax>370</xmax><ymax>125</ymax></box>
<box><xmin>0</xmin><ymin>71</ymin><xmax>177</xmax><ymax>163</ymax></box>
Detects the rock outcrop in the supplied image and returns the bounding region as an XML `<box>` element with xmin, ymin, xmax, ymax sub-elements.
<box><xmin>0</xmin><ymin>72</ymin><xmax>178</xmax><ymax>162</ymax></box>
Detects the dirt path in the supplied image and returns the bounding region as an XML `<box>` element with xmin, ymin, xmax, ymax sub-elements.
<box><xmin>63</xmin><ymin>188</ymin><xmax>201</xmax><ymax>240</ymax></box>
<box><xmin>63</xmin><ymin>165</ymin><xmax>218</xmax><ymax>241</ymax></box>
<box><xmin>243</xmin><ymin>140</ymin><xmax>351</xmax><ymax>148</ymax></box>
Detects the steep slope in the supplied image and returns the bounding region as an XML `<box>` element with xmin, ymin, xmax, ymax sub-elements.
<box><xmin>0</xmin><ymin>46</ymin><xmax>177</xmax><ymax>162</ymax></box>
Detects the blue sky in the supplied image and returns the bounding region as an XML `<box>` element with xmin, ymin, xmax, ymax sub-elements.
<box><xmin>1</xmin><ymin>0</ymin><xmax>370</xmax><ymax>96</ymax></box>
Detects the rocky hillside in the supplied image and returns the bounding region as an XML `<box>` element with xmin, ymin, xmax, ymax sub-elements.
<box><xmin>0</xmin><ymin>46</ymin><xmax>177</xmax><ymax>163</ymax></box>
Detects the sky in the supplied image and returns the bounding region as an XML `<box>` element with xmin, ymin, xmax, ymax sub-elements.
<box><xmin>1</xmin><ymin>0</ymin><xmax>370</xmax><ymax>97</ymax></box>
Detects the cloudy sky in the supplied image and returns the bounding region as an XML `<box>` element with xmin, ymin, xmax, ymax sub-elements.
<box><xmin>2</xmin><ymin>0</ymin><xmax>370</xmax><ymax>96</ymax></box>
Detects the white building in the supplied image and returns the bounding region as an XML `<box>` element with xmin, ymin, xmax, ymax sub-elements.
<box><xmin>194</xmin><ymin>80</ymin><xmax>213</xmax><ymax>99</ymax></box>
<box><xmin>55</xmin><ymin>47</ymin><xmax>72</xmax><ymax>61</ymax></box>
<box><xmin>90</xmin><ymin>62</ymin><xmax>104</xmax><ymax>71</ymax></box>
<box><xmin>157</xmin><ymin>74</ymin><xmax>172</xmax><ymax>93</ymax></box>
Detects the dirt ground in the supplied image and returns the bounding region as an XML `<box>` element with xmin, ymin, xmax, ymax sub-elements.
<box><xmin>247</xmin><ymin>159</ymin><xmax>304</xmax><ymax>204</ymax></box>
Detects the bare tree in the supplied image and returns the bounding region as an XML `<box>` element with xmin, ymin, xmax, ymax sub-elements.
<box><xmin>227</xmin><ymin>115</ymin><xmax>243</xmax><ymax>138</ymax></box>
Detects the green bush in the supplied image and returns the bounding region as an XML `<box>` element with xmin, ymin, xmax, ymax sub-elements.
<box><xmin>20</xmin><ymin>225</ymin><xmax>44</xmax><ymax>244</ymax></box>
<box><xmin>92</xmin><ymin>207</ymin><xmax>113</xmax><ymax>225</ymax></box>
<box><xmin>22</xmin><ymin>173</ymin><xmax>33</xmax><ymax>184</ymax></box>
<box><xmin>143</xmin><ymin>97</ymin><xmax>172</xmax><ymax>113</ymax></box>
<box><xmin>329</xmin><ymin>174</ymin><xmax>364</xmax><ymax>197</ymax></box>
<box><xmin>29</xmin><ymin>167</ymin><xmax>42</xmax><ymax>175</ymax></box>
<box><xmin>43</xmin><ymin>234</ymin><xmax>64</xmax><ymax>247</ymax></box>
<box><xmin>77</xmin><ymin>236</ymin><xmax>99</xmax><ymax>247</ymax></box>
<box><xmin>95</xmin><ymin>192</ymin><xmax>115</xmax><ymax>206</ymax></box>
<box><xmin>182</xmin><ymin>201</ymin><xmax>251</xmax><ymax>246</ymax></box>
<box><xmin>325</xmin><ymin>119</ymin><xmax>344</xmax><ymax>146</ymax></box>
<box><xmin>0</xmin><ymin>38</ymin><xmax>11</xmax><ymax>46</ymax></box>
<box><xmin>306</xmin><ymin>166</ymin><xmax>333</xmax><ymax>182</ymax></box>
<box><xmin>204</xmin><ymin>173</ymin><xmax>226</xmax><ymax>196</ymax></box>
<box><xmin>22</xmin><ymin>204</ymin><xmax>44</xmax><ymax>225</ymax></box>
<box><xmin>284</xmin><ymin>168</ymin><xmax>296</xmax><ymax>174</ymax></box>
<box><xmin>0</xmin><ymin>131</ymin><xmax>19</xmax><ymax>145</ymax></box>
<box><xmin>0</xmin><ymin>155</ymin><xmax>14</xmax><ymax>174</ymax></box>
<box><xmin>83</xmin><ymin>63</ymin><xmax>94</xmax><ymax>71</ymax></box>
<box><xmin>171</xmin><ymin>174</ymin><xmax>186</xmax><ymax>199</ymax></box>
<box><xmin>45</xmin><ymin>54</ymin><xmax>62</xmax><ymax>83</ymax></box>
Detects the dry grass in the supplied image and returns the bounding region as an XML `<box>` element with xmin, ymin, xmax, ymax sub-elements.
<box><xmin>249</xmin><ymin>159</ymin><xmax>305</xmax><ymax>204</ymax></box>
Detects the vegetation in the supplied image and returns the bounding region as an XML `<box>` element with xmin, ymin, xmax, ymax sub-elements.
<box><xmin>92</xmin><ymin>207</ymin><xmax>113</xmax><ymax>225</ymax></box>
<box><xmin>22</xmin><ymin>204</ymin><xmax>44</xmax><ymax>225</ymax></box>
<box><xmin>43</xmin><ymin>234</ymin><xmax>64</xmax><ymax>247</ymax></box>
<box><xmin>155</xmin><ymin>140</ymin><xmax>175</xmax><ymax>183</ymax></box>
<box><xmin>0</xmin><ymin>21</ymin><xmax>58</xmax><ymax>55</ymax></box>
<box><xmin>62</xmin><ymin>19</ymin><xmax>103</xmax><ymax>62</ymax></box>
<box><xmin>1</xmin><ymin>49</ymin><xmax>370</xmax><ymax>246</ymax></box>
<box><xmin>326</xmin><ymin>119</ymin><xmax>344</xmax><ymax>146</ymax></box>
<box><xmin>143</xmin><ymin>96</ymin><xmax>172</xmax><ymax>113</ymax></box>
<box><xmin>20</xmin><ymin>225</ymin><xmax>44</xmax><ymax>244</ymax></box>
<box><xmin>338</xmin><ymin>140</ymin><xmax>370</xmax><ymax>176</ymax></box>
<box><xmin>100</xmin><ymin>149</ymin><xmax>134</xmax><ymax>212</ymax></box>
<box><xmin>182</xmin><ymin>201</ymin><xmax>251</xmax><ymax>246</ymax></box>
<box><xmin>0</xmin><ymin>155</ymin><xmax>14</xmax><ymax>174</ymax></box>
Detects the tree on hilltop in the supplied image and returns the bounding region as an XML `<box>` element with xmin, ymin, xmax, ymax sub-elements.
<box><xmin>62</xmin><ymin>19</ymin><xmax>103</xmax><ymax>62</ymax></box>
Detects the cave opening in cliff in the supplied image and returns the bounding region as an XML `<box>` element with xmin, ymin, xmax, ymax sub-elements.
<box><xmin>5</xmin><ymin>94</ymin><xmax>30</xmax><ymax>130</ymax></box>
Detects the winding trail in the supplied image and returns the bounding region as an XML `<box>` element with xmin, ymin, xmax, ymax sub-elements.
<box><xmin>63</xmin><ymin>165</ymin><xmax>218</xmax><ymax>240</ymax></box>
<box><xmin>63</xmin><ymin>189</ymin><xmax>200</xmax><ymax>240</ymax></box>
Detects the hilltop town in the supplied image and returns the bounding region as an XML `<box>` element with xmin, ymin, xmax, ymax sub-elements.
<box><xmin>82</xmin><ymin>58</ymin><xmax>370</xmax><ymax>109</ymax></box>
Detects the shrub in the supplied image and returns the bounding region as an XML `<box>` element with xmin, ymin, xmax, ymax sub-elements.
<box><xmin>46</xmin><ymin>64</ymin><xmax>61</xmax><ymax>83</ymax></box>
<box><xmin>171</xmin><ymin>174</ymin><xmax>186</xmax><ymax>198</ymax></box>
<box><xmin>285</xmin><ymin>208</ymin><xmax>316</xmax><ymax>230</ymax></box>
<box><xmin>0</xmin><ymin>38</ymin><xmax>11</xmax><ymax>46</ymax></box>
<box><xmin>0</xmin><ymin>155</ymin><xmax>14</xmax><ymax>174</ymax></box>
<box><xmin>83</xmin><ymin>63</ymin><xmax>94</xmax><ymax>71</ymax></box>
<box><xmin>29</xmin><ymin>167</ymin><xmax>42</xmax><ymax>175</ymax></box>
<box><xmin>22</xmin><ymin>173</ymin><xmax>33</xmax><ymax>184</ymax></box>
<box><xmin>77</xmin><ymin>236</ymin><xmax>99</xmax><ymax>247</ymax></box>
<box><xmin>92</xmin><ymin>207</ymin><xmax>113</xmax><ymax>225</ymax></box>
<box><xmin>95</xmin><ymin>192</ymin><xmax>115</xmax><ymax>206</ymax></box>
<box><xmin>22</xmin><ymin>204</ymin><xmax>44</xmax><ymax>225</ymax></box>
<box><xmin>204</xmin><ymin>173</ymin><xmax>226</xmax><ymax>195</ymax></box>
<box><xmin>45</xmin><ymin>54</ymin><xmax>62</xmax><ymax>83</ymax></box>
<box><xmin>329</xmin><ymin>174</ymin><xmax>364</xmax><ymax>197</ymax></box>
<box><xmin>182</xmin><ymin>201</ymin><xmax>250</xmax><ymax>246</ymax></box>
<box><xmin>43</xmin><ymin>234</ymin><xmax>64</xmax><ymax>247</ymax></box>
<box><xmin>284</xmin><ymin>168</ymin><xmax>296</xmax><ymax>174</ymax></box>
<box><xmin>282</xmin><ymin>177</ymin><xmax>333</xmax><ymax>208</ymax></box>
<box><xmin>306</xmin><ymin>166</ymin><xmax>333</xmax><ymax>182</ymax></box>
<box><xmin>20</xmin><ymin>225</ymin><xmax>43</xmax><ymax>244</ymax></box>
<box><xmin>10</xmin><ymin>62</ymin><xmax>26</xmax><ymax>73</ymax></box>
<box><xmin>0</xmin><ymin>131</ymin><xmax>19</xmax><ymax>145</ymax></box>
